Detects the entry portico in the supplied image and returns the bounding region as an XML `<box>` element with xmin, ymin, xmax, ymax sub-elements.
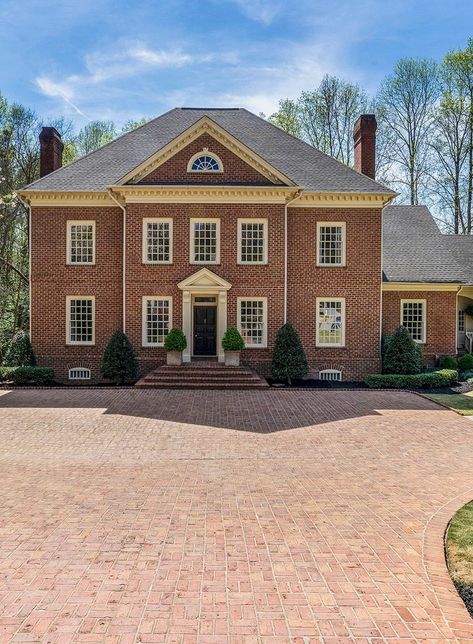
<box><xmin>177</xmin><ymin>268</ymin><xmax>231</xmax><ymax>363</ymax></box>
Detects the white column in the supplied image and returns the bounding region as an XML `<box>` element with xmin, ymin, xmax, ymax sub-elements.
<box><xmin>217</xmin><ymin>290</ymin><xmax>227</xmax><ymax>363</ymax></box>
<box><xmin>182</xmin><ymin>290</ymin><xmax>192</xmax><ymax>363</ymax></box>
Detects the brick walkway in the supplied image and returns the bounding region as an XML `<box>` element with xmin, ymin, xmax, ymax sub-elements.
<box><xmin>0</xmin><ymin>389</ymin><xmax>473</xmax><ymax>643</ymax></box>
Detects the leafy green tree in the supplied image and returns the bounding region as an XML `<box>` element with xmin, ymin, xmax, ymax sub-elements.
<box><xmin>75</xmin><ymin>120</ymin><xmax>117</xmax><ymax>156</ymax></box>
<box><xmin>382</xmin><ymin>325</ymin><xmax>422</xmax><ymax>375</ymax></box>
<box><xmin>101</xmin><ymin>330</ymin><xmax>138</xmax><ymax>385</ymax></box>
<box><xmin>271</xmin><ymin>323</ymin><xmax>308</xmax><ymax>385</ymax></box>
<box><xmin>2</xmin><ymin>330</ymin><xmax>35</xmax><ymax>366</ymax></box>
<box><xmin>269</xmin><ymin>99</ymin><xmax>301</xmax><ymax>137</ymax></box>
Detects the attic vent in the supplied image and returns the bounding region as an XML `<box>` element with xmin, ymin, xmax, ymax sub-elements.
<box><xmin>68</xmin><ymin>367</ymin><xmax>91</xmax><ymax>381</ymax></box>
<box><xmin>319</xmin><ymin>369</ymin><xmax>342</xmax><ymax>382</ymax></box>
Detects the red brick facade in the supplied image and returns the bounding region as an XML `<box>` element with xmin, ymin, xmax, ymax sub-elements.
<box><xmin>382</xmin><ymin>290</ymin><xmax>457</xmax><ymax>363</ymax></box>
<box><xmin>29</xmin><ymin>134</ymin><xmax>458</xmax><ymax>383</ymax></box>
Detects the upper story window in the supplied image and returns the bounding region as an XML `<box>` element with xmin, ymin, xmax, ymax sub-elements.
<box><xmin>316</xmin><ymin>298</ymin><xmax>345</xmax><ymax>347</ymax></box>
<box><xmin>187</xmin><ymin>148</ymin><xmax>223</xmax><ymax>173</ymax></box>
<box><xmin>238</xmin><ymin>219</ymin><xmax>268</xmax><ymax>264</ymax></box>
<box><xmin>67</xmin><ymin>221</ymin><xmax>95</xmax><ymax>264</ymax></box>
<box><xmin>401</xmin><ymin>299</ymin><xmax>426</xmax><ymax>343</ymax></box>
<box><xmin>143</xmin><ymin>218</ymin><xmax>172</xmax><ymax>264</ymax></box>
<box><xmin>317</xmin><ymin>222</ymin><xmax>346</xmax><ymax>266</ymax></box>
<box><xmin>190</xmin><ymin>219</ymin><xmax>220</xmax><ymax>264</ymax></box>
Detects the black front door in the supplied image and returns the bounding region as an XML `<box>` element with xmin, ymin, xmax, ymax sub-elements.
<box><xmin>193</xmin><ymin>306</ymin><xmax>217</xmax><ymax>356</ymax></box>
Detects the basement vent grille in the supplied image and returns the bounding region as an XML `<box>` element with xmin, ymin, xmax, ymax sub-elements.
<box><xmin>68</xmin><ymin>367</ymin><xmax>91</xmax><ymax>381</ymax></box>
<box><xmin>319</xmin><ymin>369</ymin><xmax>342</xmax><ymax>382</ymax></box>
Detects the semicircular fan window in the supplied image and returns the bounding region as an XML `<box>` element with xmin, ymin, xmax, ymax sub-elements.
<box><xmin>191</xmin><ymin>155</ymin><xmax>220</xmax><ymax>172</ymax></box>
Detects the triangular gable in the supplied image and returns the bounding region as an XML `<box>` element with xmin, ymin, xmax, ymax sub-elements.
<box><xmin>119</xmin><ymin>116</ymin><xmax>295</xmax><ymax>187</ymax></box>
<box><xmin>178</xmin><ymin>268</ymin><xmax>232</xmax><ymax>291</ymax></box>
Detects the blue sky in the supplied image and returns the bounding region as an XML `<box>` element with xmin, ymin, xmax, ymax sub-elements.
<box><xmin>0</xmin><ymin>0</ymin><xmax>472</xmax><ymax>129</ymax></box>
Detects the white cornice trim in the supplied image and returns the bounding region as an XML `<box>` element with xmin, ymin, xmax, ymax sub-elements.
<box><xmin>289</xmin><ymin>192</ymin><xmax>392</xmax><ymax>208</ymax></box>
<box><xmin>382</xmin><ymin>282</ymin><xmax>461</xmax><ymax>292</ymax></box>
<box><xmin>109</xmin><ymin>185</ymin><xmax>298</xmax><ymax>204</ymax></box>
<box><xmin>118</xmin><ymin>116</ymin><xmax>295</xmax><ymax>186</ymax></box>
<box><xmin>18</xmin><ymin>191</ymin><xmax>116</xmax><ymax>207</ymax></box>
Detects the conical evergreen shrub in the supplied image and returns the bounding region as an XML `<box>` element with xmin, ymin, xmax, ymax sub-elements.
<box><xmin>101</xmin><ymin>330</ymin><xmax>138</xmax><ymax>385</ymax></box>
<box><xmin>271</xmin><ymin>323</ymin><xmax>308</xmax><ymax>385</ymax></box>
<box><xmin>2</xmin><ymin>330</ymin><xmax>35</xmax><ymax>367</ymax></box>
<box><xmin>382</xmin><ymin>325</ymin><xmax>422</xmax><ymax>374</ymax></box>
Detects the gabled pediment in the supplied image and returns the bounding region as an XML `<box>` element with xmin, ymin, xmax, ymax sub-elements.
<box><xmin>178</xmin><ymin>268</ymin><xmax>232</xmax><ymax>292</ymax></box>
<box><xmin>119</xmin><ymin>116</ymin><xmax>295</xmax><ymax>187</ymax></box>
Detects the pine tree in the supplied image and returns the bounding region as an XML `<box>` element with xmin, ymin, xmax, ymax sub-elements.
<box><xmin>271</xmin><ymin>323</ymin><xmax>308</xmax><ymax>385</ymax></box>
<box><xmin>2</xmin><ymin>330</ymin><xmax>35</xmax><ymax>366</ymax></box>
<box><xmin>382</xmin><ymin>325</ymin><xmax>422</xmax><ymax>374</ymax></box>
<box><xmin>101</xmin><ymin>330</ymin><xmax>138</xmax><ymax>385</ymax></box>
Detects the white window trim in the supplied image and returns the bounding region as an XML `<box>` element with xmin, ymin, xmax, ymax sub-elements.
<box><xmin>66</xmin><ymin>296</ymin><xmax>95</xmax><ymax>346</ymax></box>
<box><xmin>237</xmin><ymin>218</ymin><xmax>268</xmax><ymax>265</ymax></box>
<box><xmin>142</xmin><ymin>217</ymin><xmax>173</xmax><ymax>264</ymax></box>
<box><xmin>400</xmin><ymin>299</ymin><xmax>427</xmax><ymax>344</ymax></box>
<box><xmin>142</xmin><ymin>296</ymin><xmax>173</xmax><ymax>347</ymax></box>
<box><xmin>189</xmin><ymin>218</ymin><xmax>221</xmax><ymax>264</ymax></box>
<box><xmin>68</xmin><ymin>367</ymin><xmax>91</xmax><ymax>381</ymax></box>
<box><xmin>316</xmin><ymin>297</ymin><xmax>346</xmax><ymax>348</ymax></box>
<box><xmin>187</xmin><ymin>149</ymin><xmax>224</xmax><ymax>173</ymax></box>
<box><xmin>316</xmin><ymin>222</ymin><xmax>346</xmax><ymax>267</ymax></box>
<box><xmin>66</xmin><ymin>220</ymin><xmax>96</xmax><ymax>265</ymax></box>
<box><xmin>459</xmin><ymin>309</ymin><xmax>466</xmax><ymax>332</ymax></box>
<box><xmin>237</xmin><ymin>297</ymin><xmax>268</xmax><ymax>349</ymax></box>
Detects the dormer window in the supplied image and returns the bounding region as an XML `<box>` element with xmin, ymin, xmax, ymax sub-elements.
<box><xmin>187</xmin><ymin>148</ymin><xmax>223</xmax><ymax>173</ymax></box>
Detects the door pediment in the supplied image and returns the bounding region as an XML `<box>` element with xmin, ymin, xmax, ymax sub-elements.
<box><xmin>178</xmin><ymin>268</ymin><xmax>232</xmax><ymax>292</ymax></box>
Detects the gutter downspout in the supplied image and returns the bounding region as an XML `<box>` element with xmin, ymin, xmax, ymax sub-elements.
<box><xmin>284</xmin><ymin>189</ymin><xmax>302</xmax><ymax>323</ymax></box>
<box><xmin>107</xmin><ymin>189</ymin><xmax>127</xmax><ymax>333</ymax></box>
<box><xmin>17</xmin><ymin>193</ymin><xmax>32</xmax><ymax>340</ymax></box>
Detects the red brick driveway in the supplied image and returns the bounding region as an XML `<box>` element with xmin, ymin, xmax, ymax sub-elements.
<box><xmin>0</xmin><ymin>389</ymin><xmax>473</xmax><ymax>643</ymax></box>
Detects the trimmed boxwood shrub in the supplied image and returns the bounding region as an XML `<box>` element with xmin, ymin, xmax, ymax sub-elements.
<box><xmin>365</xmin><ymin>369</ymin><xmax>458</xmax><ymax>389</ymax></box>
<box><xmin>271</xmin><ymin>323</ymin><xmax>308</xmax><ymax>385</ymax></box>
<box><xmin>458</xmin><ymin>353</ymin><xmax>473</xmax><ymax>371</ymax></box>
<box><xmin>2</xmin><ymin>330</ymin><xmax>35</xmax><ymax>367</ymax></box>
<box><xmin>164</xmin><ymin>328</ymin><xmax>187</xmax><ymax>352</ymax></box>
<box><xmin>222</xmin><ymin>327</ymin><xmax>245</xmax><ymax>351</ymax></box>
<box><xmin>440</xmin><ymin>355</ymin><xmax>458</xmax><ymax>369</ymax></box>
<box><xmin>0</xmin><ymin>366</ymin><xmax>54</xmax><ymax>385</ymax></box>
<box><xmin>102</xmin><ymin>330</ymin><xmax>138</xmax><ymax>385</ymax></box>
<box><xmin>382</xmin><ymin>325</ymin><xmax>422</xmax><ymax>374</ymax></box>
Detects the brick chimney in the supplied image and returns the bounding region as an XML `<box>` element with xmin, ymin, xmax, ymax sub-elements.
<box><xmin>353</xmin><ymin>114</ymin><xmax>376</xmax><ymax>180</ymax></box>
<box><xmin>39</xmin><ymin>127</ymin><xmax>64</xmax><ymax>177</ymax></box>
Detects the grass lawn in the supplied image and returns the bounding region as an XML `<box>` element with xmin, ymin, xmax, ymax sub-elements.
<box><xmin>447</xmin><ymin>501</ymin><xmax>473</xmax><ymax>586</ymax></box>
<box><xmin>423</xmin><ymin>390</ymin><xmax>473</xmax><ymax>416</ymax></box>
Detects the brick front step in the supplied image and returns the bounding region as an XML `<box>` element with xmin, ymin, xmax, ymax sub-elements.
<box><xmin>135</xmin><ymin>363</ymin><xmax>269</xmax><ymax>389</ymax></box>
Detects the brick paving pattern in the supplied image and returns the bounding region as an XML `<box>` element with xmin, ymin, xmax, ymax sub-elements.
<box><xmin>0</xmin><ymin>389</ymin><xmax>473</xmax><ymax>643</ymax></box>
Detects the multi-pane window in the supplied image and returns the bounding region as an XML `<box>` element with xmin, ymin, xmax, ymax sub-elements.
<box><xmin>67</xmin><ymin>297</ymin><xmax>94</xmax><ymax>345</ymax></box>
<box><xmin>191</xmin><ymin>220</ymin><xmax>220</xmax><ymax>263</ymax></box>
<box><xmin>317</xmin><ymin>223</ymin><xmax>346</xmax><ymax>266</ymax></box>
<box><xmin>238</xmin><ymin>298</ymin><xmax>267</xmax><ymax>348</ymax></box>
<box><xmin>143</xmin><ymin>297</ymin><xmax>172</xmax><ymax>346</ymax></box>
<box><xmin>188</xmin><ymin>149</ymin><xmax>222</xmax><ymax>172</ymax></box>
<box><xmin>459</xmin><ymin>309</ymin><xmax>465</xmax><ymax>332</ymax></box>
<box><xmin>143</xmin><ymin>219</ymin><xmax>172</xmax><ymax>264</ymax></box>
<box><xmin>401</xmin><ymin>300</ymin><xmax>426</xmax><ymax>343</ymax></box>
<box><xmin>316</xmin><ymin>298</ymin><xmax>345</xmax><ymax>347</ymax></box>
<box><xmin>238</xmin><ymin>219</ymin><xmax>267</xmax><ymax>264</ymax></box>
<box><xmin>67</xmin><ymin>221</ymin><xmax>95</xmax><ymax>264</ymax></box>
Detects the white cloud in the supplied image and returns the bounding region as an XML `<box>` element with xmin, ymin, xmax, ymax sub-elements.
<box><xmin>35</xmin><ymin>77</ymin><xmax>89</xmax><ymax>118</ymax></box>
<box><xmin>224</xmin><ymin>0</ymin><xmax>284</xmax><ymax>25</ymax></box>
<box><xmin>130</xmin><ymin>47</ymin><xmax>192</xmax><ymax>67</ymax></box>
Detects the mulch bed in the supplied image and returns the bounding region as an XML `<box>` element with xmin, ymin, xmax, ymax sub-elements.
<box><xmin>456</xmin><ymin>584</ymin><xmax>473</xmax><ymax>619</ymax></box>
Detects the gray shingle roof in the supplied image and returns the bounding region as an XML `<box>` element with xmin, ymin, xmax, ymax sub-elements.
<box><xmin>23</xmin><ymin>107</ymin><xmax>394</xmax><ymax>194</ymax></box>
<box><xmin>383</xmin><ymin>205</ymin><xmax>471</xmax><ymax>283</ymax></box>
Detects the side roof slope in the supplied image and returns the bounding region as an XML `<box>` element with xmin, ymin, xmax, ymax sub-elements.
<box><xmin>23</xmin><ymin>108</ymin><xmax>393</xmax><ymax>194</ymax></box>
<box><xmin>383</xmin><ymin>205</ymin><xmax>471</xmax><ymax>284</ymax></box>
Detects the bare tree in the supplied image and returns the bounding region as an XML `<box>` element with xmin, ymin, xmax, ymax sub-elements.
<box><xmin>377</xmin><ymin>58</ymin><xmax>440</xmax><ymax>205</ymax></box>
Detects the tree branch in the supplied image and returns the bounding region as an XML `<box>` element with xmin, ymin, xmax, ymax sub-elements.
<box><xmin>0</xmin><ymin>256</ymin><xmax>28</xmax><ymax>283</ymax></box>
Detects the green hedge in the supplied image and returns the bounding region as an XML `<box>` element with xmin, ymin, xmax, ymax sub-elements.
<box><xmin>365</xmin><ymin>369</ymin><xmax>458</xmax><ymax>389</ymax></box>
<box><xmin>0</xmin><ymin>366</ymin><xmax>54</xmax><ymax>385</ymax></box>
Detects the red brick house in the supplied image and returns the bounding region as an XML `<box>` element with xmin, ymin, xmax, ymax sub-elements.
<box><xmin>18</xmin><ymin>108</ymin><xmax>473</xmax><ymax>383</ymax></box>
